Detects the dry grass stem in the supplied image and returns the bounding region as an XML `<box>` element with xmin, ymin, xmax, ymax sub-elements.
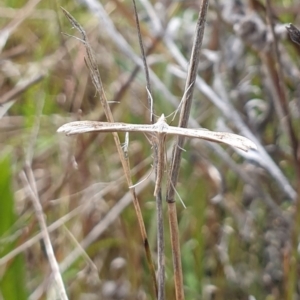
<box><xmin>21</xmin><ymin>169</ymin><xmax>68</xmax><ymax>300</ymax></box>
<box><xmin>60</xmin><ymin>7</ymin><xmax>158</xmax><ymax>296</ymax></box>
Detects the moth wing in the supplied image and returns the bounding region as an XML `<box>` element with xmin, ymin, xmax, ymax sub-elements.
<box><xmin>167</xmin><ymin>126</ymin><xmax>257</xmax><ymax>152</ymax></box>
<box><xmin>57</xmin><ymin>121</ymin><xmax>155</xmax><ymax>135</ymax></box>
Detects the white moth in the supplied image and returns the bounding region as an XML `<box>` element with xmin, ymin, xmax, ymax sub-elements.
<box><xmin>57</xmin><ymin>114</ymin><xmax>257</xmax><ymax>195</ymax></box>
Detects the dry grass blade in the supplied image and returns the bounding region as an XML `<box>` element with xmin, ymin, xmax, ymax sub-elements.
<box><xmin>131</xmin><ymin>1</ymin><xmax>164</xmax><ymax>297</ymax></box>
<box><xmin>0</xmin><ymin>74</ymin><xmax>44</xmax><ymax>105</ymax></box>
<box><xmin>165</xmin><ymin>1</ymin><xmax>209</xmax><ymax>299</ymax></box>
<box><xmin>21</xmin><ymin>169</ymin><xmax>68</xmax><ymax>300</ymax></box>
<box><xmin>266</xmin><ymin>0</ymin><xmax>298</xmax><ymax>163</ymax></box>
<box><xmin>60</xmin><ymin>7</ymin><xmax>158</xmax><ymax>297</ymax></box>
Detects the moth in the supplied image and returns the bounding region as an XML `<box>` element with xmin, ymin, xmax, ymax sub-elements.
<box><xmin>58</xmin><ymin>114</ymin><xmax>257</xmax><ymax>196</ymax></box>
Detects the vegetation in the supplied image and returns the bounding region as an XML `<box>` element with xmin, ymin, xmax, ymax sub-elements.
<box><xmin>0</xmin><ymin>0</ymin><xmax>299</xmax><ymax>299</ymax></box>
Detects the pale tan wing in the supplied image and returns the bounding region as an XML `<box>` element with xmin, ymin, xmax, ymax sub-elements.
<box><xmin>166</xmin><ymin>126</ymin><xmax>257</xmax><ymax>152</ymax></box>
<box><xmin>57</xmin><ymin>121</ymin><xmax>156</xmax><ymax>135</ymax></box>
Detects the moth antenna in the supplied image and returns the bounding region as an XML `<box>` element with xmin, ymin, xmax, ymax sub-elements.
<box><xmin>137</xmin><ymin>132</ymin><xmax>152</xmax><ymax>147</ymax></box>
<box><xmin>169</xmin><ymin>179</ymin><xmax>186</xmax><ymax>209</ymax></box>
<box><xmin>176</xmin><ymin>144</ymin><xmax>186</xmax><ymax>152</ymax></box>
<box><xmin>165</xmin><ymin>82</ymin><xmax>194</xmax><ymax>121</ymax></box>
<box><xmin>146</xmin><ymin>86</ymin><xmax>154</xmax><ymax>122</ymax></box>
<box><xmin>129</xmin><ymin>168</ymin><xmax>154</xmax><ymax>189</ymax></box>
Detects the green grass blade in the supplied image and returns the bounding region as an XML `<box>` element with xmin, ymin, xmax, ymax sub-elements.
<box><xmin>0</xmin><ymin>153</ymin><xmax>28</xmax><ymax>300</ymax></box>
